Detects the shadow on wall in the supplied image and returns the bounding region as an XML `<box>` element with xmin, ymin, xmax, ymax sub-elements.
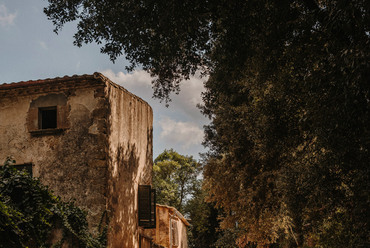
<box><xmin>37</xmin><ymin>103</ymin><xmax>107</xmax><ymax>234</ymax></box>
<box><xmin>109</xmin><ymin>142</ymin><xmax>141</xmax><ymax>248</ymax></box>
<box><xmin>146</xmin><ymin>127</ymin><xmax>153</xmax><ymax>178</ymax></box>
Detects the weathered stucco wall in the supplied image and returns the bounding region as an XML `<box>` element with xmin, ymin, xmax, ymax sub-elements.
<box><xmin>177</xmin><ymin>216</ymin><xmax>189</xmax><ymax>248</ymax></box>
<box><xmin>155</xmin><ymin>206</ymin><xmax>171</xmax><ymax>248</ymax></box>
<box><xmin>105</xmin><ymin>82</ymin><xmax>153</xmax><ymax>248</ymax></box>
<box><xmin>153</xmin><ymin>205</ymin><xmax>189</xmax><ymax>248</ymax></box>
<box><xmin>0</xmin><ymin>74</ymin><xmax>154</xmax><ymax>247</ymax></box>
<box><xmin>0</xmin><ymin>80</ymin><xmax>108</xmax><ymax>233</ymax></box>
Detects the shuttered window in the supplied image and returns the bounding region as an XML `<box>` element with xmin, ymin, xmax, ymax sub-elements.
<box><xmin>28</xmin><ymin>105</ymin><xmax>69</xmax><ymax>134</ymax></box>
<box><xmin>171</xmin><ymin>219</ymin><xmax>179</xmax><ymax>247</ymax></box>
<box><xmin>138</xmin><ymin>185</ymin><xmax>156</xmax><ymax>229</ymax></box>
<box><xmin>28</xmin><ymin>94</ymin><xmax>69</xmax><ymax>133</ymax></box>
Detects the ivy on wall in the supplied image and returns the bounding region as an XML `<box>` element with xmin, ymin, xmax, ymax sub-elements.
<box><xmin>0</xmin><ymin>158</ymin><xmax>107</xmax><ymax>248</ymax></box>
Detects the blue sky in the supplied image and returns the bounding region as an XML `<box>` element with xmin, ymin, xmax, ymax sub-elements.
<box><xmin>0</xmin><ymin>0</ymin><xmax>209</xmax><ymax>160</ymax></box>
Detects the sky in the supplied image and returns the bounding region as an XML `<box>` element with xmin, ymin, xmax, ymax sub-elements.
<box><xmin>0</xmin><ymin>0</ymin><xmax>209</xmax><ymax>160</ymax></box>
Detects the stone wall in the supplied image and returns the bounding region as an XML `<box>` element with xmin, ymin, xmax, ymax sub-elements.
<box><xmin>0</xmin><ymin>80</ymin><xmax>108</xmax><ymax>233</ymax></box>
<box><xmin>105</xmin><ymin>81</ymin><xmax>153</xmax><ymax>248</ymax></box>
<box><xmin>0</xmin><ymin>74</ymin><xmax>154</xmax><ymax>247</ymax></box>
<box><xmin>152</xmin><ymin>205</ymin><xmax>189</xmax><ymax>248</ymax></box>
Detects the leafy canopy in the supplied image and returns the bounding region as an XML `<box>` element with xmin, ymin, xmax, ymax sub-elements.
<box><xmin>153</xmin><ymin>150</ymin><xmax>221</xmax><ymax>248</ymax></box>
<box><xmin>45</xmin><ymin>0</ymin><xmax>213</xmax><ymax>102</ymax></box>
<box><xmin>200</xmin><ymin>1</ymin><xmax>369</xmax><ymax>247</ymax></box>
<box><xmin>153</xmin><ymin>149</ymin><xmax>200</xmax><ymax>213</ymax></box>
<box><xmin>44</xmin><ymin>0</ymin><xmax>369</xmax><ymax>247</ymax></box>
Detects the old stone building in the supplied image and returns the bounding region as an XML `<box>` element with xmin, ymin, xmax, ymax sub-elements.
<box><xmin>151</xmin><ymin>204</ymin><xmax>190</xmax><ymax>248</ymax></box>
<box><xmin>0</xmin><ymin>73</ymin><xmax>155</xmax><ymax>248</ymax></box>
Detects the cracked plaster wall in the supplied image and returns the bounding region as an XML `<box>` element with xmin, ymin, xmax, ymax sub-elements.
<box><xmin>0</xmin><ymin>84</ymin><xmax>108</xmax><ymax>234</ymax></box>
<box><xmin>0</xmin><ymin>79</ymin><xmax>154</xmax><ymax>248</ymax></box>
<box><xmin>106</xmin><ymin>83</ymin><xmax>153</xmax><ymax>248</ymax></box>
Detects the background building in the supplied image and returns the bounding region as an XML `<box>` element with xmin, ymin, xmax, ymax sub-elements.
<box><xmin>151</xmin><ymin>204</ymin><xmax>190</xmax><ymax>248</ymax></box>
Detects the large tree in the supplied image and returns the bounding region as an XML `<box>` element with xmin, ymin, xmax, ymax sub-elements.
<box><xmin>45</xmin><ymin>1</ymin><xmax>369</xmax><ymax>247</ymax></box>
<box><xmin>153</xmin><ymin>150</ymin><xmax>221</xmax><ymax>248</ymax></box>
<box><xmin>200</xmin><ymin>1</ymin><xmax>369</xmax><ymax>246</ymax></box>
<box><xmin>185</xmin><ymin>183</ymin><xmax>221</xmax><ymax>248</ymax></box>
<box><xmin>153</xmin><ymin>149</ymin><xmax>200</xmax><ymax>213</ymax></box>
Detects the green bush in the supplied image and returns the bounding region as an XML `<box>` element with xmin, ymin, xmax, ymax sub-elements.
<box><xmin>0</xmin><ymin>159</ymin><xmax>107</xmax><ymax>248</ymax></box>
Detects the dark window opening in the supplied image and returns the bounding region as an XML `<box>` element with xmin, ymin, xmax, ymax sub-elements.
<box><xmin>13</xmin><ymin>163</ymin><xmax>33</xmax><ymax>177</ymax></box>
<box><xmin>138</xmin><ymin>185</ymin><xmax>156</xmax><ymax>229</ymax></box>
<box><xmin>39</xmin><ymin>107</ymin><xmax>57</xmax><ymax>129</ymax></box>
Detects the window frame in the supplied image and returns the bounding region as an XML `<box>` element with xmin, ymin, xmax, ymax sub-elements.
<box><xmin>13</xmin><ymin>163</ymin><xmax>33</xmax><ymax>177</ymax></box>
<box><xmin>138</xmin><ymin>185</ymin><xmax>156</xmax><ymax>229</ymax></box>
<box><xmin>28</xmin><ymin>105</ymin><xmax>69</xmax><ymax>135</ymax></box>
<box><xmin>38</xmin><ymin>106</ymin><xmax>57</xmax><ymax>130</ymax></box>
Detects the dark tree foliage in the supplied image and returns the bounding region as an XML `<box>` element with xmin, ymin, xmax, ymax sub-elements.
<box><xmin>200</xmin><ymin>1</ymin><xmax>369</xmax><ymax>247</ymax></box>
<box><xmin>45</xmin><ymin>0</ymin><xmax>213</xmax><ymax>102</ymax></box>
<box><xmin>185</xmin><ymin>184</ymin><xmax>221</xmax><ymax>248</ymax></box>
<box><xmin>153</xmin><ymin>150</ymin><xmax>220</xmax><ymax>248</ymax></box>
<box><xmin>0</xmin><ymin>160</ymin><xmax>106</xmax><ymax>248</ymax></box>
<box><xmin>45</xmin><ymin>0</ymin><xmax>369</xmax><ymax>247</ymax></box>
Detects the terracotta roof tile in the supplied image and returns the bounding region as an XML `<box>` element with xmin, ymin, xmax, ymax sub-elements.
<box><xmin>0</xmin><ymin>72</ymin><xmax>151</xmax><ymax>108</ymax></box>
<box><xmin>0</xmin><ymin>73</ymin><xmax>98</xmax><ymax>90</ymax></box>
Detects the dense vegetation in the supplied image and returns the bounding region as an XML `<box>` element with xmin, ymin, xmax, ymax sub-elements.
<box><xmin>45</xmin><ymin>0</ymin><xmax>369</xmax><ymax>247</ymax></box>
<box><xmin>153</xmin><ymin>149</ymin><xmax>201</xmax><ymax>212</ymax></box>
<box><xmin>153</xmin><ymin>150</ymin><xmax>220</xmax><ymax>248</ymax></box>
<box><xmin>0</xmin><ymin>159</ymin><xmax>106</xmax><ymax>248</ymax></box>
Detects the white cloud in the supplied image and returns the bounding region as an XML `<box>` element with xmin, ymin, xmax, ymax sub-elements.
<box><xmin>101</xmin><ymin>69</ymin><xmax>208</xmax><ymax>121</ymax></box>
<box><xmin>0</xmin><ymin>4</ymin><xmax>16</xmax><ymax>27</ymax></box>
<box><xmin>100</xmin><ymin>69</ymin><xmax>209</xmax><ymax>156</ymax></box>
<box><xmin>158</xmin><ymin>117</ymin><xmax>204</xmax><ymax>149</ymax></box>
<box><xmin>39</xmin><ymin>41</ymin><xmax>48</xmax><ymax>50</ymax></box>
<box><xmin>171</xmin><ymin>71</ymin><xmax>207</xmax><ymax>120</ymax></box>
<box><xmin>102</xmin><ymin>69</ymin><xmax>152</xmax><ymax>88</ymax></box>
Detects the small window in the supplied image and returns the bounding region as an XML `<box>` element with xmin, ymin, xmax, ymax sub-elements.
<box><xmin>28</xmin><ymin>94</ymin><xmax>69</xmax><ymax>134</ymax></box>
<box><xmin>138</xmin><ymin>185</ymin><xmax>156</xmax><ymax>229</ymax></box>
<box><xmin>39</xmin><ymin>107</ymin><xmax>57</xmax><ymax>129</ymax></box>
<box><xmin>13</xmin><ymin>163</ymin><xmax>33</xmax><ymax>177</ymax></box>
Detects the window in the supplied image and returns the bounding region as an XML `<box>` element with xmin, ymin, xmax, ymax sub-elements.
<box><xmin>39</xmin><ymin>107</ymin><xmax>57</xmax><ymax>129</ymax></box>
<box><xmin>13</xmin><ymin>163</ymin><xmax>33</xmax><ymax>177</ymax></box>
<box><xmin>27</xmin><ymin>94</ymin><xmax>69</xmax><ymax>134</ymax></box>
<box><xmin>171</xmin><ymin>219</ymin><xmax>179</xmax><ymax>247</ymax></box>
<box><xmin>138</xmin><ymin>185</ymin><xmax>156</xmax><ymax>229</ymax></box>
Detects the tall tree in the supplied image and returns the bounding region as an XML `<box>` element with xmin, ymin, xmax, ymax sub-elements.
<box><xmin>200</xmin><ymin>1</ymin><xmax>369</xmax><ymax>246</ymax></box>
<box><xmin>153</xmin><ymin>150</ymin><xmax>221</xmax><ymax>248</ymax></box>
<box><xmin>185</xmin><ymin>183</ymin><xmax>221</xmax><ymax>248</ymax></box>
<box><xmin>153</xmin><ymin>149</ymin><xmax>200</xmax><ymax>212</ymax></box>
<box><xmin>45</xmin><ymin>1</ymin><xmax>369</xmax><ymax>246</ymax></box>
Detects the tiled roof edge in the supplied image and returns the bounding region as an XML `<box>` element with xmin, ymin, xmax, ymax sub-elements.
<box><xmin>156</xmin><ymin>204</ymin><xmax>191</xmax><ymax>226</ymax></box>
<box><xmin>0</xmin><ymin>74</ymin><xmax>98</xmax><ymax>90</ymax></box>
<box><xmin>0</xmin><ymin>72</ymin><xmax>152</xmax><ymax>109</ymax></box>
